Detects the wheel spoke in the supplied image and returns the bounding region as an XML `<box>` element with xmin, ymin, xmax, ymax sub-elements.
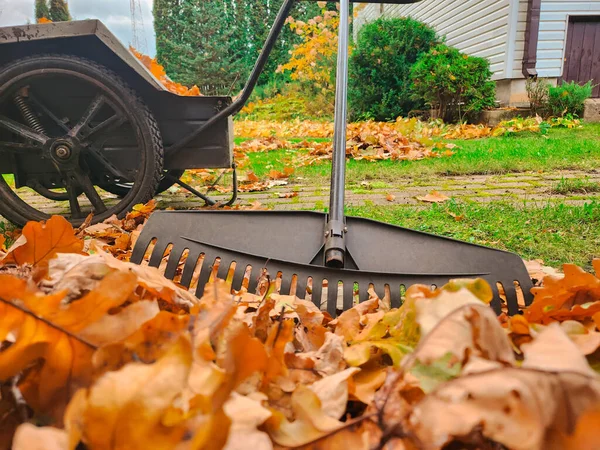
<box><xmin>0</xmin><ymin>142</ymin><xmax>43</xmax><ymax>153</ymax></box>
<box><xmin>75</xmin><ymin>171</ymin><xmax>108</xmax><ymax>214</ymax></box>
<box><xmin>69</xmin><ymin>94</ymin><xmax>106</xmax><ymax>139</ymax></box>
<box><xmin>85</xmin><ymin>143</ymin><xmax>131</xmax><ymax>181</ymax></box>
<box><xmin>85</xmin><ymin>114</ymin><xmax>126</xmax><ymax>142</ymax></box>
<box><xmin>0</xmin><ymin>115</ymin><xmax>48</xmax><ymax>144</ymax></box>
<box><xmin>29</xmin><ymin>93</ymin><xmax>71</xmax><ymax>133</ymax></box>
<box><xmin>66</xmin><ymin>184</ymin><xmax>82</xmax><ymax>219</ymax></box>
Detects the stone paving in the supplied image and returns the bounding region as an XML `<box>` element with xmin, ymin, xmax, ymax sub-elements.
<box><xmin>5</xmin><ymin>169</ymin><xmax>600</xmax><ymax>218</ymax></box>
<box><xmin>156</xmin><ymin>169</ymin><xmax>600</xmax><ymax>211</ymax></box>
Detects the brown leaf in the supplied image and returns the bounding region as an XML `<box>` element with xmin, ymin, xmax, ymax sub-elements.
<box><xmin>1</xmin><ymin>215</ymin><xmax>84</xmax><ymax>272</ymax></box>
<box><xmin>309</xmin><ymin>368</ymin><xmax>360</xmax><ymax>419</ymax></box>
<box><xmin>265</xmin><ymin>386</ymin><xmax>344</xmax><ymax>447</ymax></box>
<box><xmin>222</xmin><ymin>393</ymin><xmax>272</xmax><ymax>450</ymax></box>
<box><xmin>416</xmin><ymin>191</ymin><xmax>450</xmax><ymax>203</ymax></box>
<box><xmin>71</xmin><ymin>336</ymin><xmax>192</xmax><ymax>449</ymax></box>
<box><xmin>0</xmin><ymin>298</ymin><xmax>96</xmax><ymax>422</ymax></box>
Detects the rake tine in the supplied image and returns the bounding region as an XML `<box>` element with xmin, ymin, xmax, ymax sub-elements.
<box><xmin>216</xmin><ymin>258</ymin><xmax>232</xmax><ymax>280</ymax></box>
<box><xmin>343</xmin><ymin>281</ymin><xmax>354</xmax><ymax>311</ymax></box>
<box><xmin>489</xmin><ymin>281</ymin><xmax>502</xmax><ymax>315</ymax></box>
<box><xmin>327</xmin><ymin>280</ymin><xmax>338</xmax><ymax>317</ymax></box>
<box><xmin>195</xmin><ymin>254</ymin><xmax>216</xmax><ymax>297</ymax></box>
<box><xmin>180</xmin><ymin>250</ymin><xmax>202</xmax><ymax>289</ymax></box>
<box><xmin>295</xmin><ymin>277</ymin><xmax>308</xmax><ymax>301</ymax></box>
<box><xmin>148</xmin><ymin>241</ymin><xmax>169</xmax><ymax>267</ymax></box>
<box><xmin>279</xmin><ymin>272</ymin><xmax>293</xmax><ymax>296</ymax></box>
<box><xmin>164</xmin><ymin>246</ymin><xmax>186</xmax><ymax>280</ymax></box>
<box><xmin>311</xmin><ymin>278</ymin><xmax>323</xmax><ymax>309</ymax></box>
<box><xmin>502</xmin><ymin>281</ymin><xmax>519</xmax><ymax>316</ymax></box>
<box><xmin>389</xmin><ymin>284</ymin><xmax>402</xmax><ymax>309</ymax></box>
<box><xmin>231</xmin><ymin>264</ymin><xmax>247</xmax><ymax>293</ymax></box>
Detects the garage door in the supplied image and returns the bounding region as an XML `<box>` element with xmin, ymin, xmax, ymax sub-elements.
<box><xmin>563</xmin><ymin>16</ymin><xmax>600</xmax><ymax>98</ymax></box>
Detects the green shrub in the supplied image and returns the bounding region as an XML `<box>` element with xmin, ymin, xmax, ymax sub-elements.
<box><xmin>526</xmin><ymin>77</ymin><xmax>551</xmax><ymax>116</ymax></box>
<box><xmin>547</xmin><ymin>81</ymin><xmax>593</xmax><ymax>117</ymax></box>
<box><xmin>349</xmin><ymin>17</ymin><xmax>438</xmax><ymax>121</ymax></box>
<box><xmin>410</xmin><ymin>44</ymin><xmax>496</xmax><ymax>123</ymax></box>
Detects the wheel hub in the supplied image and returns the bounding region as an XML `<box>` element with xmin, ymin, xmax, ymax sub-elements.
<box><xmin>54</xmin><ymin>144</ymin><xmax>71</xmax><ymax>160</ymax></box>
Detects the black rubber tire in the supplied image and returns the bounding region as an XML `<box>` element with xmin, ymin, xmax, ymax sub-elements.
<box><xmin>100</xmin><ymin>169</ymin><xmax>185</xmax><ymax>197</ymax></box>
<box><xmin>0</xmin><ymin>54</ymin><xmax>164</xmax><ymax>227</ymax></box>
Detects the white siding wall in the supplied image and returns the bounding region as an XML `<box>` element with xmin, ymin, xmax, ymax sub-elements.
<box><xmin>535</xmin><ymin>1</ymin><xmax>600</xmax><ymax>77</ymax></box>
<box><xmin>356</xmin><ymin>1</ymin><xmax>512</xmax><ymax>79</ymax></box>
<box><xmin>511</xmin><ymin>0</ymin><xmax>528</xmax><ymax>78</ymax></box>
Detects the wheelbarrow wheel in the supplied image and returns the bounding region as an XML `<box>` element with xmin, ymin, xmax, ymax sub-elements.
<box><xmin>0</xmin><ymin>54</ymin><xmax>163</xmax><ymax>226</ymax></box>
<box><xmin>100</xmin><ymin>169</ymin><xmax>184</xmax><ymax>198</ymax></box>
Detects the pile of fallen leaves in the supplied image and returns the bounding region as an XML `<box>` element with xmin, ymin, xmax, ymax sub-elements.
<box><xmin>129</xmin><ymin>47</ymin><xmax>202</xmax><ymax>97</ymax></box>
<box><xmin>236</xmin><ymin>116</ymin><xmax>582</xmax><ymax>142</ymax></box>
<box><xmin>1</xmin><ymin>214</ymin><xmax>599</xmax><ymax>449</ymax></box>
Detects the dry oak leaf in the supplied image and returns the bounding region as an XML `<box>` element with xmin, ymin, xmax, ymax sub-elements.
<box><xmin>265</xmin><ymin>385</ymin><xmax>345</xmax><ymax>447</ymax></box>
<box><xmin>416</xmin><ymin>191</ymin><xmax>450</xmax><ymax>204</ymax></box>
<box><xmin>0</xmin><ymin>297</ymin><xmax>96</xmax><ymax>422</ymax></box>
<box><xmin>222</xmin><ymin>393</ymin><xmax>273</xmax><ymax>450</ymax></box>
<box><xmin>309</xmin><ymin>367</ymin><xmax>360</xmax><ymax>419</ymax></box>
<box><xmin>407</xmin><ymin>322</ymin><xmax>600</xmax><ymax>450</ymax></box>
<box><xmin>525</xmin><ymin>260</ymin><xmax>600</xmax><ymax>324</ymax></box>
<box><xmin>1</xmin><ymin>215</ymin><xmax>84</xmax><ymax>269</ymax></box>
<box><xmin>69</xmin><ymin>336</ymin><xmax>193</xmax><ymax>450</ymax></box>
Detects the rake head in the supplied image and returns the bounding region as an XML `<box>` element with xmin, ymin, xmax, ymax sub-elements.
<box><xmin>131</xmin><ymin>210</ymin><xmax>533</xmax><ymax>317</ymax></box>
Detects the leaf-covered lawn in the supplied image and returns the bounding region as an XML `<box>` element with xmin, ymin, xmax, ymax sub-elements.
<box><xmin>1</xmin><ymin>210</ymin><xmax>600</xmax><ymax>449</ymax></box>
<box><xmin>242</xmin><ymin>123</ymin><xmax>600</xmax><ymax>181</ymax></box>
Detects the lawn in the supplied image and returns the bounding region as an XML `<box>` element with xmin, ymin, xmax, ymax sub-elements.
<box><xmin>238</xmin><ymin>123</ymin><xmax>600</xmax><ymax>269</ymax></box>
<box><xmin>243</xmin><ymin>123</ymin><xmax>600</xmax><ymax>182</ymax></box>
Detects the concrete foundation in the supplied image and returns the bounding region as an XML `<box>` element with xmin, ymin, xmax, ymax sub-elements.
<box><xmin>480</xmin><ymin>108</ymin><xmax>532</xmax><ymax>126</ymax></box>
<box><xmin>495</xmin><ymin>77</ymin><xmax>558</xmax><ymax>107</ymax></box>
<box><xmin>584</xmin><ymin>99</ymin><xmax>600</xmax><ymax>122</ymax></box>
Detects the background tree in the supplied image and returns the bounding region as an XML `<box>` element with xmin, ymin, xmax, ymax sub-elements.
<box><xmin>48</xmin><ymin>0</ymin><xmax>71</xmax><ymax>22</ymax></box>
<box><xmin>35</xmin><ymin>0</ymin><xmax>50</xmax><ymax>21</ymax></box>
<box><xmin>153</xmin><ymin>0</ymin><xmax>325</xmax><ymax>94</ymax></box>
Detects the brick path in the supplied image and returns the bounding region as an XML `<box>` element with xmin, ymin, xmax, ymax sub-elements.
<box><xmin>4</xmin><ymin>169</ymin><xmax>600</xmax><ymax>219</ymax></box>
<box><xmin>156</xmin><ymin>170</ymin><xmax>600</xmax><ymax>210</ymax></box>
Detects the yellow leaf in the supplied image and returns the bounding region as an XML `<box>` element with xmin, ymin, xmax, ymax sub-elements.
<box><xmin>74</xmin><ymin>336</ymin><xmax>193</xmax><ymax>450</ymax></box>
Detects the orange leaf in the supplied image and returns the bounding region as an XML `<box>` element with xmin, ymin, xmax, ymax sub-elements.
<box><xmin>263</xmin><ymin>319</ymin><xmax>295</xmax><ymax>387</ymax></box>
<box><xmin>525</xmin><ymin>263</ymin><xmax>600</xmax><ymax>324</ymax></box>
<box><xmin>416</xmin><ymin>191</ymin><xmax>450</xmax><ymax>203</ymax></box>
<box><xmin>1</xmin><ymin>215</ymin><xmax>84</xmax><ymax>269</ymax></box>
<box><xmin>0</xmin><ymin>298</ymin><xmax>95</xmax><ymax>422</ymax></box>
<box><xmin>386</xmin><ymin>193</ymin><xmax>396</xmax><ymax>202</ymax></box>
<box><xmin>246</xmin><ymin>171</ymin><xmax>260</xmax><ymax>182</ymax></box>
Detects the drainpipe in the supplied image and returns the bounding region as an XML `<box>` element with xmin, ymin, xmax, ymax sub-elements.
<box><xmin>522</xmin><ymin>0</ymin><xmax>541</xmax><ymax>77</ymax></box>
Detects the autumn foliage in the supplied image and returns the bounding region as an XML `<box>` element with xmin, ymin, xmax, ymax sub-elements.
<box><xmin>0</xmin><ymin>208</ymin><xmax>598</xmax><ymax>449</ymax></box>
<box><xmin>129</xmin><ymin>47</ymin><xmax>201</xmax><ymax>97</ymax></box>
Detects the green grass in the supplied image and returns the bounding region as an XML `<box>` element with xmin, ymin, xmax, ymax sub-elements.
<box><xmin>346</xmin><ymin>200</ymin><xmax>600</xmax><ymax>271</ymax></box>
<box><xmin>551</xmin><ymin>177</ymin><xmax>600</xmax><ymax>195</ymax></box>
<box><xmin>243</xmin><ymin>123</ymin><xmax>600</xmax><ymax>183</ymax></box>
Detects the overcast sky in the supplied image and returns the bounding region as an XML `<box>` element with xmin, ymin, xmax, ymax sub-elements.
<box><xmin>0</xmin><ymin>0</ymin><xmax>157</xmax><ymax>55</ymax></box>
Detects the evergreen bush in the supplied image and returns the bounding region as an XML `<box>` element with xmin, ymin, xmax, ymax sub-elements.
<box><xmin>349</xmin><ymin>17</ymin><xmax>438</xmax><ymax>121</ymax></box>
<box><xmin>547</xmin><ymin>81</ymin><xmax>593</xmax><ymax>117</ymax></box>
<box><xmin>410</xmin><ymin>44</ymin><xmax>496</xmax><ymax>123</ymax></box>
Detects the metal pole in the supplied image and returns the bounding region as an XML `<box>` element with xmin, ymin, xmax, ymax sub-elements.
<box><xmin>324</xmin><ymin>0</ymin><xmax>350</xmax><ymax>268</ymax></box>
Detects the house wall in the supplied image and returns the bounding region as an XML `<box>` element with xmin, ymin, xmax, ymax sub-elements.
<box><xmin>355</xmin><ymin>0</ymin><xmax>512</xmax><ymax>79</ymax></box>
<box><xmin>534</xmin><ymin>1</ymin><xmax>600</xmax><ymax>78</ymax></box>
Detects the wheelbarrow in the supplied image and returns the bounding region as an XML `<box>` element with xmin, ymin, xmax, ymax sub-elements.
<box><xmin>0</xmin><ymin>0</ymin><xmax>533</xmax><ymax>316</ymax></box>
<box><xmin>129</xmin><ymin>0</ymin><xmax>532</xmax><ymax>316</ymax></box>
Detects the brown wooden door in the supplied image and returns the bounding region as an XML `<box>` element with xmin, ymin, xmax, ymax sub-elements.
<box><xmin>563</xmin><ymin>16</ymin><xmax>600</xmax><ymax>97</ymax></box>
